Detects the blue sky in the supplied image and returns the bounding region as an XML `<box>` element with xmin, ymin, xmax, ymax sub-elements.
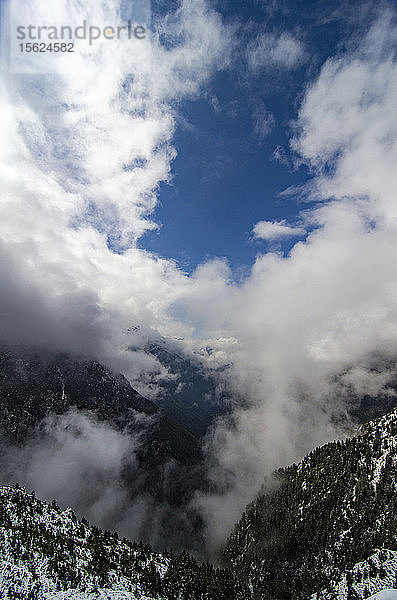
<box><xmin>141</xmin><ymin>0</ymin><xmax>381</xmax><ymax>272</ymax></box>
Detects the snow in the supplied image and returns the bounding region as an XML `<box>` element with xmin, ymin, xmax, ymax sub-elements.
<box><xmin>310</xmin><ymin>549</ymin><xmax>397</xmax><ymax>599</ymax></box>
<box><xmin>46</xmin><ymin>589</ymin><xmax>156</xmax><ymax>599</ymax></box>
<box><xmin>0</xmin><ymin>486</ymin><xmax>168</xmax><ymax>600</ymax></box>
<box><xmin>367</xmin><ymin>591</ymin><xmax>397</xmax><ymax>600</ymax></box>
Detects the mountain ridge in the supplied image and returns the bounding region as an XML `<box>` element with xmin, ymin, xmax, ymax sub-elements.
<box><xmin>222</xmin><ymin>409</ymin><xmax>397</xmax><ymax>599</ymax></box>
<box><xmin>0</xmin><ymin>484</ymin><xmax>248</xmax><ymax>600</ymax></box>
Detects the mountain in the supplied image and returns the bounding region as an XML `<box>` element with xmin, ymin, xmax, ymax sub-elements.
<box><xmin>128</xmin><ymin>338</ymin><xmax>229</xmax><ymax>437</ymax></box>
<box><xmin>3</xmin><ymin>343</ymin><xmax>397</xmax><ymax>599</ymax></box>
<box><xmin>0</xmin><ymin>345</ymin><xmax>208</xmax><ymax>553</ymax></box>
<box><xmin>0</xmin><ymin>345</ymin><xmax>201</xmax><ymax>465</ymax></box>
<box><xmin>311</xmin><ymin>550</ymin><xmax>397</xmax><ymax>599</ymax></box>
<box><xmin>0</xmin><ymin>484</ymin><xmax>248</xmax><ymax>600</ymax></box>
<box><xmin>222</xmin><ymin>409</ymin><xmax>397</xmax><ymax>599</ymax></box>
<box><xmin>334</xmin><ymin>358</ymin><xmax>397</xmax><ymax>427</ymax></box>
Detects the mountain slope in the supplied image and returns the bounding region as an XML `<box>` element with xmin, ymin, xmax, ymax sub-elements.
<box><xmin>223</xmin><ymin>409</ymin><xmax>397</xmax><ymax>599</ymax></box>
<box><xmin>0</xmin><ymin>485</ymin><xmax>248</xmax><ymax>600</ymax></box>
<box><xmin>0</xmin><ymin>346</ymin><xmax>200</xmax><ymax>465</ymax></box>
<box><xmin>311</xmin><ymin>549</ymin><xmax>397</xmax><ymax>599</ymax></box>
<box><xmin>137</xmin><ymin>340</ymin><xmax>228</xmax><ymax>437</ymax></box>
<box><xmin>0</xmin><ymin>345</ymin><xmax>209</xmax><ymax>553</ymax></box>
<box><xmin>368</xmin><ymin>591</ymin><xmax>397</xmax><ymax>599</ymax></box>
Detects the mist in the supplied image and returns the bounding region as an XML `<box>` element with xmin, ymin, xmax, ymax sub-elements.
<box><xmin>1</xmin><ymin>0</ymin><xmax>397</xmax><ymax>557</ymax></box>
<box><xmin>0</xmin><ymin>407</ymin><xmax>203</xmax><ymax>551</ymax></box>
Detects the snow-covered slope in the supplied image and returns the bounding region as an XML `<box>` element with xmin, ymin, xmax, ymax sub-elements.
<box><xmin>368</xmin><ymin>591</ymin><xmax>397</xmax><ymax>600</ymax></box>
<box><xmin>311</xmin><ymin>550</ymin><xmax>397</xmax><ymax>599</ymax></box>
<box><xmin>0</xmin><ymin>485</ymin><xmax>246</xmax><ymax>599</ymax></box>
<box><xmin>0</xmin><ymin>485</ymin><xmax>167</xmax><ymax>599</ymax></box>
<box><xmin>47</xmin><ymin>590</ymin><xmax>152</xmax><ymax>599</ymax></box>
<box><xmin>223</xmin><ymin>409</ymin><xmax>397</xmax><ymax>599</ymax></box>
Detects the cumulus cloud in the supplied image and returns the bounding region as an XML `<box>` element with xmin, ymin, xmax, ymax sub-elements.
<box><xmin>0</xmin><ymin>0</ymin><xmax>232</xmax><ymax>363</ymax></box>
<box><xmin>253</xmin><ymin>219</ymin><xmax>306</xmax><ymax>240</ymax></box>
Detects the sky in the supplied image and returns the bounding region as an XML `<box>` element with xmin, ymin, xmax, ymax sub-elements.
<box><xmin>1</xmin><ymin>0</ymin><xmax>397</xmax><ymax>550</ymax></box>
<box><xmin>142</xmin><ymin>0</ymin><xmax>385</xmax><ymax>272</ymax></box>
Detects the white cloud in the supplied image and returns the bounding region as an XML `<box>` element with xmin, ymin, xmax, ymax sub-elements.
<box><xmin>340</xmin><ymin>364</ymin><xmax>397</xmax><ymax>399</ymax></box>
<box><xmin>251</xmin><ymin>101</ymin><xmax>275</xmax><ymax>140</ymax></box>
<box><xmin>0</xmin><ymin>410</ymin><xmax>138</xmax><ymax>530</ymax></box>
<box><xmin>253</xmin><ymin>219</ymin><xmax>306</xmax><ymax>240</ymax></box>
<box><xmin>0</xmin><ymin>0</ymin><xmax>232</xmax><ymax>367</ymax></box>
<box><xmin>247</xmin><ymin>31</ymin><xmax>305</xmax><ymax>72</ymax></box>
<box><xmin>272</xmin><ymin>144</ymin><xmax>291</xmax><ymax>167</ymax></box>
